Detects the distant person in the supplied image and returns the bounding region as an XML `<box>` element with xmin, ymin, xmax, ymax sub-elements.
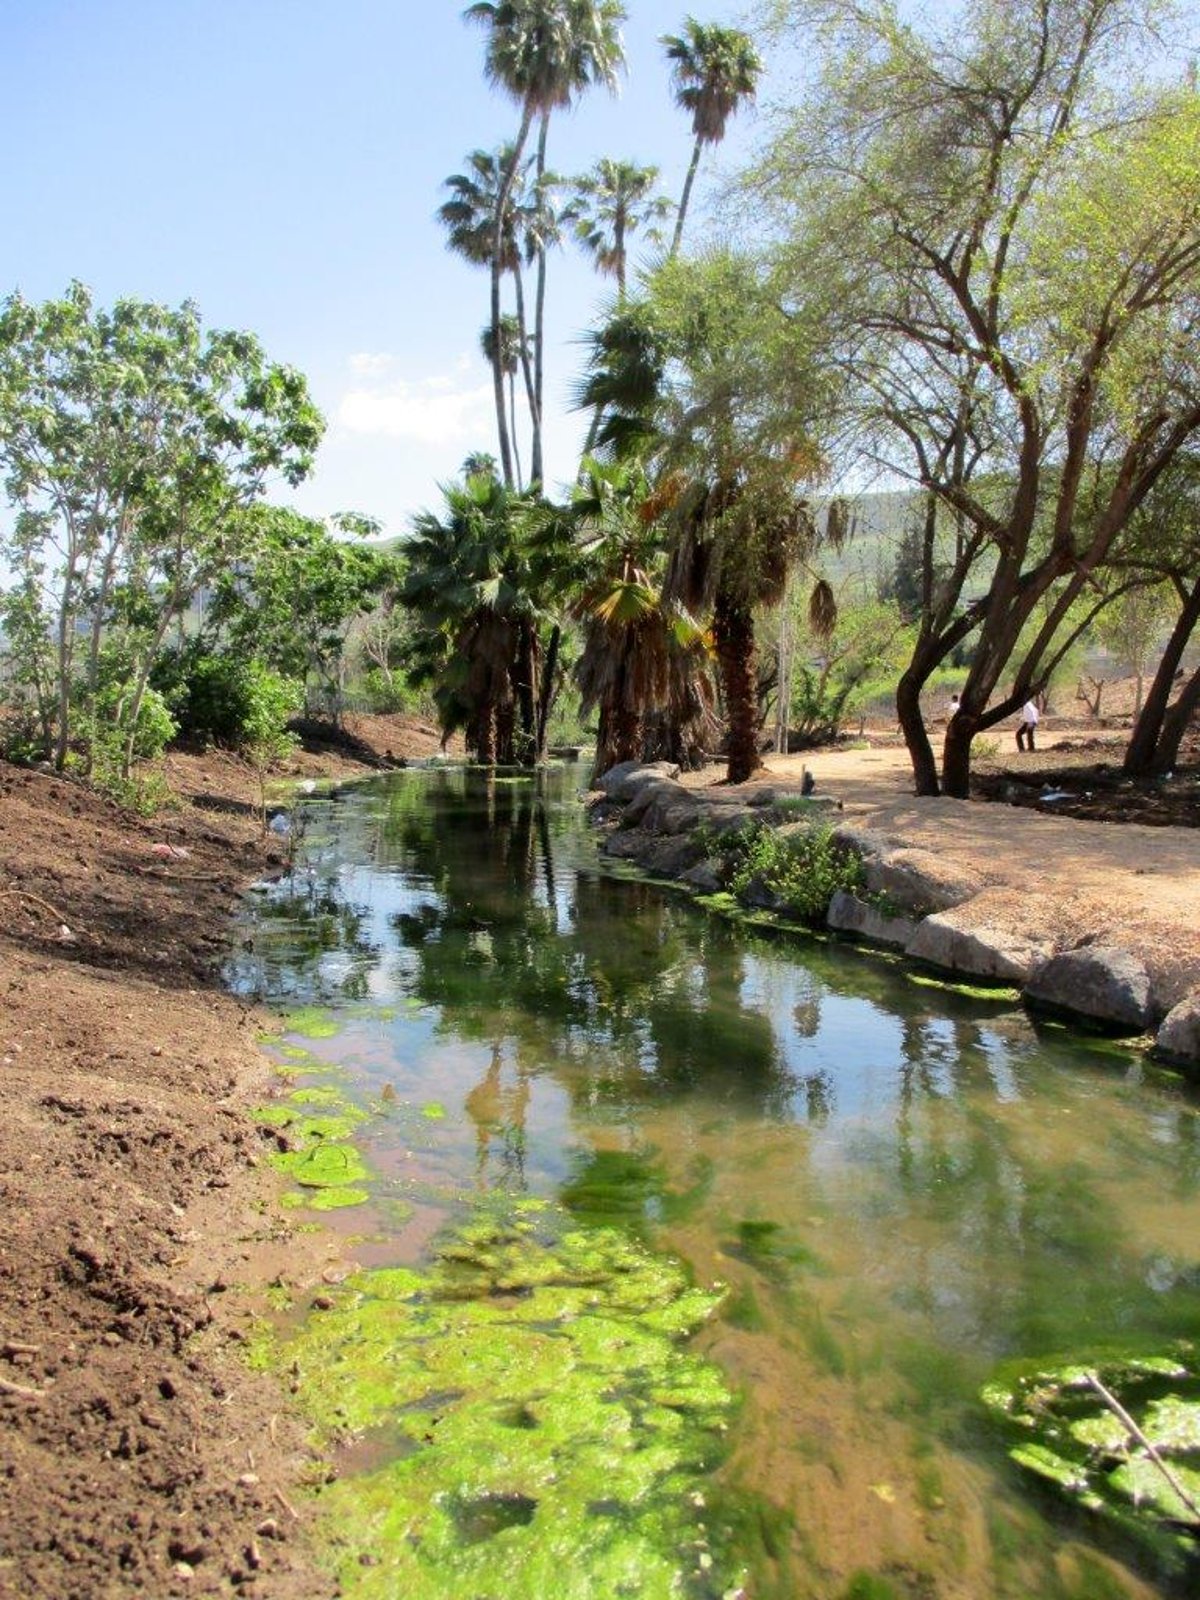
<box><xmin>1016</xmin><ymin>699</ymin><xmax>1040</xmax><ymax>752</ymax></box>
<box><xmin>949</xmin><ymin>694</ymin><xmax>961</xmax><ymax>718</ymax></box>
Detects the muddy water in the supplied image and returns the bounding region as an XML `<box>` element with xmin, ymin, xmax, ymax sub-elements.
<box><xmin>231</xmin><ymin>768</ymin><xmax>1200</xmax><ymax>1599</ymax></box>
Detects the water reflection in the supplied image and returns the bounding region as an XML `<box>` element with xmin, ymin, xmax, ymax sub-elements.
<box><xmin>232</xmin><ymin>767</ymin><xmax>1200</xmax><ymax>1598</ymax></box>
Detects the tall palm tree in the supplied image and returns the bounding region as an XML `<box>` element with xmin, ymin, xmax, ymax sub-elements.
<box><xmin>570</xmin><ymin>158</ymin><xmax>674</xmax><ymax>299</ymax></box>
<box><xmin>481</xmin><ymin>315</ymin><xmax>529</xmax><ymax>489</ymax></box>
<box><xmin>439</xmin><ymin>146</ymin><xmax>537</xmax><ymax>483</ymax></box>
<box><xmin>466</xmin><ymin>0</ymin><xmax>627</xmax><ymax>488</ymax></box>
<box><xmin>661</xmin><ymin>18</ymin><xmax>762</xmax><ymax>254</ymax></box>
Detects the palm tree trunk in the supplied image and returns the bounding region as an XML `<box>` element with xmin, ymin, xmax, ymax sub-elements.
<box><xmin>491</xmin><ymin>100</ymin><xmax>536</xmax><ymax>487</ymax></box>
<box><xmin>670</xmin><ymin>137</ymin><xmax>703</xmax><ymax>256</ymax></box>
<box><xmin>713</xmin><ymin>587</ymin><xmax>758</xmax><ymax>784</ymax></box>
<box><xmin>531</xmin><ymin>114</ymin><xmax>550</xmax><ymax>490</ymax></box>
<box><xmin>508</xmin><ymin>369</ymin><xmax>522</xmax><ymax>491</ymax></box>
<box><xmin>513</xmin><ymin>260</ymin><xmax>538</xmax><ymax>474</ymax></box>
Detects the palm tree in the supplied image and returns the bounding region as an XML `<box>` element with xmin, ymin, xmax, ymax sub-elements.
<box><xmin>481</xmin><ymin>315</ymin><xmax>529</xmax><ymax>489</ymax></box>
<box><xmin>465</xmin><ymin>0</ymin><xmax>626</xmax><ymax>488</ymax></box>
<box><xmin>401</xmin><ymin>474</ymin><xmax>533</xmax><ymax>764</ymax></box>
<box><xmin>661</xmin><ymin>18</ymin><xmax>762</xmax><ymax>254</ymax></box>
<box><xmin>570</xmin><ymin>158</ymin><xmax>674</xmax><ymax>299</ymax></box>
<box><xmin>439</xmin><ymin>146</ymin><xmax>538</xmax><ymax>483</ymax></box>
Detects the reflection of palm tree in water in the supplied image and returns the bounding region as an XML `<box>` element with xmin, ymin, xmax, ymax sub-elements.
<box><xmin>464</xmin><ymin>1042</ymin><xmax>531</xmax><ymax>1189</ymax></box>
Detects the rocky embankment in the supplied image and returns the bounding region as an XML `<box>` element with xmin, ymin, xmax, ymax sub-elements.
<box><xmin>591</xmin><ymin>761</ymin><xmax>1200</xmax><ymax>1073</ymax></box>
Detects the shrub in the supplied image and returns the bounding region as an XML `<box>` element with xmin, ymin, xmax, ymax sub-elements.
<box><xmin>700</xmin><ymin>818</ymin><xmax>863</xmax><ymax>923</ymax></box>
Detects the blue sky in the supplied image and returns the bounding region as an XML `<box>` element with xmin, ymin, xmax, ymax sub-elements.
<box><xmin>3</xmin><ymin>1</ymin><xmax>772</xmax><ymax>538</ymax></box>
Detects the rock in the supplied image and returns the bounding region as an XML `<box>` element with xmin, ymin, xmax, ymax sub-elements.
<box><xmin>829</xmin><ymin>824</ymin><xmax>898</xmax><ymax>862</ymax></box>
<box><xmin>1025</xmin><ymin>945</ymin><xmax>1152</xmax><ymax>1032</ymax></box>
<box><xmin>701</xmin><ymin>807</ymin><xmax>759</xmax><ymax>839</ymax></box>
<box><xmin>645</xmin><ymin>798</ymin><xmax>705</xmax><ymax>836</ymax></box>
<box><xmin>595</xmin><ymin>761</ymin><xmax>680</xmax><ymax>803</ymax></box>
<box><xmin>620</xmin><ymin>779</ymin><xmax>684</xmax><ymax>828</ymax></box>
<box><xmin>863</xmin><ymin>848</ymin><xmax>986</xmax><ymax>917</ymax></box>
<box><xmin>680</xmin><ymin>860</ymin><xmax>722</xmax><ymax>894</ymax></box>
<box><xmin>827</xmin><ymin>890</ymin><xmax>917</xmax><ymax>950</ymax></box>
<box><xmin>907</xmin><ymin>910</ymin><xmax>1053</xmax><ymax>984</ymax></box>
<box><xmin>643</xmin><ymin>835</ymin><xmax>704</xmax><ymax>877</ymax></box>
<box><xmin>601</xmin><ymin>831</ymin><xmax>659</xmax><ymax>863</ymax></box>
<box><xmin>1154</xmin><ymin>993</ymin><xmax>1200</xmax><ymax>1068</ymax></box>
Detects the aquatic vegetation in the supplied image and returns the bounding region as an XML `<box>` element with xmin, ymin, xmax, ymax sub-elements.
<box><xmin>280</xmin><ymin>1185</ymin><xmax>371</xmax><ymax>1212</ymax></box>
<box><xmin>983</xmin><ymin>1348</ymin><xmax>1200</xmax><ymax>1577</ymax></box>
<box><xmin>279</xmin><ymin>1200</ymin><xmax>738</xmax><ymax>1598</ymax></box>
<box><xmin>281</xmin><ymin>1004</ymin><xmax>341</xmax><ymax>1039</ymax></box>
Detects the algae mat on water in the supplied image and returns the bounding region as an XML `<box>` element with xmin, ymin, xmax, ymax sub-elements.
<box><xmin>983</xmin><ymin>1347</ymin><xmax>1200</xmax><ymax>1581</ymax></box>
<box><xmin>281</xmin><ymin>1201</ymin><xmax>739</xmax><ymax>1598</ymax></box>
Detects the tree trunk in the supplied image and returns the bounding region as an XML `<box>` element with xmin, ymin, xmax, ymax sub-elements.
<box><xmin>535</xmin><ymin>623</ymin><xmax>560</xmax><ymax>761</ymax></box>
<box><xmin>531</xmin><ymin>115</ymin><xmax>550</xmax><ymax>490</ymax></box>
<box><xmin>490</xmin><ymin>101</ymin><xmax>536</xmax><ymax>488</ymax></box>
<box><xmin>1153</xmin><ymin>666</ymin><xmax>1200</xmax><ymax>774</ymax></box>
<box><xmin>714</xmin><ymin>588</ymin><xmax>758</xmax><ymax>784</ymax></box>
<box><xmin>896</xmin><ymin>666</ymin><xmax>939</xmax><ymax>796</ymax></box>
<box><xmin>1123</xmin><ymin>575</ymin><xmax>1200</xmax><ymax>775</ymax></box>
<box><xmin>940</xmin><ymin>719</ymin><xmax>974</xmax><ymax>799</ymax></box>
<box><xmin>671</xmin><ymin>138</ymin><xmax>703</xmax><ymax>257</ymax></box>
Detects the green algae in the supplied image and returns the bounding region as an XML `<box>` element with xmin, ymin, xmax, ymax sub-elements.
<box><xmin>269</xmin><ymin>1141</ymin><xmax>369</xmax><ymax>1190</ymax></box>
<box><xmin>281</xmin><ymin>1185</ymin><xmax>371</xmax><ymax>1212</ymax></box>
<box><xmin>275</xmin><ymin>1200</ymin><xmax>739</xmax><ymax>1598</ymax></box>
<box><xmin>983</xmin><ymin>1347</ymin><xmax>1200</xmax><ymax>1576</ymax></box>
<box><xmin>281</xmin><ymin>1005</ymin><xmax>341</xmax><ymax>1040</ymax></box>
<box><xmin>420</xmin><ymin>1100</ymin><xmax>447</xmax><ymax>1120</ymax></box>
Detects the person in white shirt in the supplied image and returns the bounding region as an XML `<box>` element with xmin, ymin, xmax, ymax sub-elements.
<box><xmin>1016</xmin><ymin>699</ymin><xmax>1040</xmax><ymax>752</ymax></box>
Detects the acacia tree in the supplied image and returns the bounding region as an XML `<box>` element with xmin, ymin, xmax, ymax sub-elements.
<box><xmin>466</xmin><ymin>0</ymin><xmax>626</xmax><ymax>489</ymax></box>
<box><xmin>662</xmin><ymin>17</ymin><xmax>762</xmax><ymax>254</ymax></box>
<box><xmin>753</xmin><ymin>0</ymin><xmax>1200</xmax><ymax>797</ymax></box>
<box><xmin>0</xmin><ymin>283</ymin><xmax>323</xmax><ymax>775</ymax></box>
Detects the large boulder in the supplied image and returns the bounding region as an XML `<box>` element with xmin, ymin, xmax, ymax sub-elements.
<box><xmin>680</xmin><ymin>859</ymin><xmax>722</xmax><ymax>894</ymax></box>
<box><xmin>1025</xmin><ymin>945</ymin><xmax>1152</xmax><ymax>1032</ymax></box>
<box><xmin>595</xmin><ymin>760</ymin><xmax>681</xmax><ymax>804</ymax></box>
<box><xmin>620</xmin><ymin>778</ymin><xmax>685</xmax><ymax>828</ymax></box>
<box><xmin>827</xmin><ymin>890</ymin><xmax>917</xmax><ymax>950</ymax></box>
<box><xmin>906</xmin><ymin>908</ymin><xmax>1053</xmax><ymax>985</ymax></box>
<box><xmin>863</xmin><ymin>847</ymin><xmax>987</xmax><ymax>917</ymax></box>
<box><xmin>830</xmin><ymin>824</ymin><xmax>899</xmax><ymax>862</ymax></box>
<box><xmin>1154</xmin><ymin>993</ymin><xmax>1200</xmax><ymax>1069</ymax></box>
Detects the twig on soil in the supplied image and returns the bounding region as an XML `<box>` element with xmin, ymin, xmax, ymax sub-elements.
<box><xmin>2</xmin><ymin>1340</ymin><xmax>41</xmax><ymax>1358</ymax></box>
<box><xmin>0</xmin><ymin>889</ymin><xmax>71</xmax><ymax>926</ymax></box>
<box><xmin>1084</xmin><ymin>1371</ymin><xmax>1200</xmax><ymax>1525</ymax></box>
<box><xmin>0</xmin><ymin>1375</ymin><xmax>46</xmax><ymax>1400</ymax></box>
<box><xmin>274</xmin><ymin>1488</ymin><xmax>301</xmax><ymax>1522</ymax></box>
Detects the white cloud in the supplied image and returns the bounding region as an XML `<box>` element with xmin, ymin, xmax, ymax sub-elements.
<box><xmin>348</xmin><ymin>351</ymin><xmax>395</xmax><ymax>376</ymax></box>
<box><xmin>337</xmin><ymin>374</ymin><xmax>493</xmax><ymax>445</ymax></box>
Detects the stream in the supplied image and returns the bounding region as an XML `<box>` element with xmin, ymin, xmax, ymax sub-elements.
<box><xmin>228</xmin><ymin>766</ymin><xmax>1200</xmax><ymax>1600</ymax></box>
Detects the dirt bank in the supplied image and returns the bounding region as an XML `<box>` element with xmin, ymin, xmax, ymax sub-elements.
<box><xmin>0</xmin><ymin>716</ymin><xmax>448</xmax><ymax>1600</ymax></box>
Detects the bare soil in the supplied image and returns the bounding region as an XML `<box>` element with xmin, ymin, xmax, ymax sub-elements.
<box><xmin>0</xmin><ymin>715</ymin><xmax>451</xmax><ymax>1600</ymax></box>
<box><xmin>2</xmin><ymin>700</ymin><xmax>1198</xmax><ymax>1599</ymax></box>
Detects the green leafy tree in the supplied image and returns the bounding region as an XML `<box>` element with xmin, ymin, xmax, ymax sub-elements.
<box><xmin>752</xmin><ymin>1</ymin><xmax>1200</xmax><ymax>797</ymax></box>
<box><xmin>466</xmin><ymin>0</ymin><xmax>626</xmax><ymax>488</ymax></box>
<box><xmin>662</xmin><ymin>17</ymin><xmax>762</xmax><ymax>254</ymax></box>
<box><xmin>0</xmin><ymin>283</ymin><xmax>322</xmax><ymax>777</ymax></box>
<box><xmin>206</xmin><ymin>508</ymin><xmax>398</xmax><ymax>725</ymax></box>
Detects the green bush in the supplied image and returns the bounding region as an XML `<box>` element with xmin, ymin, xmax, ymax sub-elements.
<box><xmin>154</xmin><ymin>642</ymin><xmax>293</xmax><ymax>746</ymax></box>
<box><xmin>701</xmin><ymin>819</ymin><xmax>863</xmax><ymax>923</ymax></box>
